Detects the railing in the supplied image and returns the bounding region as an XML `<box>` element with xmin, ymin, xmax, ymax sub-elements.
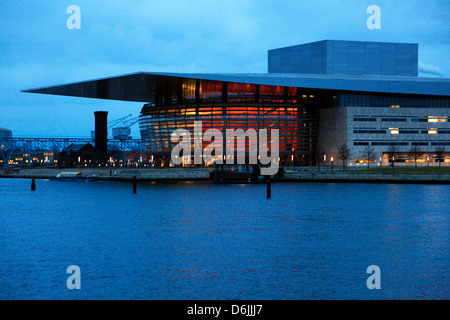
<box><xmin>0</xmin><ymin>138</ymin><xmax>145</xmax><ymax>152</ymax></box>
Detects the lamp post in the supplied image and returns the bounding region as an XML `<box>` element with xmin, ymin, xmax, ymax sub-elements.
<box><xmin>392</xmin><ymin>155</ymin><xmax>395</xmax><ymax>174</ymax></box>
<box><xmin>331</xmin><ymin>156</ymin><xmax>334</xmax><ymax>173</ymax></box>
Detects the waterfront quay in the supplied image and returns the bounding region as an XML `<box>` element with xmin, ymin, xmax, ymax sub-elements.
<box><xmin>1</xmin><ymin>167</ymin><xmax>450</xmax><ymax>184</ymax></box>
<box><xmin>0</xmin><ymin>167</ymin><xmax>212</xmax><ymax>181</ymax></box>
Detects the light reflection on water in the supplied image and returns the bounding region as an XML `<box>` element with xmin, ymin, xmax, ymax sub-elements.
<box><xmin>0</xmin><ymin>179</ymin><xmax>448</xmax><ymax>299</ymax></box>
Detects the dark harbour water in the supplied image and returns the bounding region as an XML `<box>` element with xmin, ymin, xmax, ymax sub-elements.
<box><xmin>0</xmin><ymin>178</ymin><xmax>448</xmax><ymax>300</ymax></box>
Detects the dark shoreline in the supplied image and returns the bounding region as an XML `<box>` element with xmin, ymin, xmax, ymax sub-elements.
<box><xmin>1</xmin><ymin>167</ymin><xmax>450</xmax><ymax>185</ymax></box>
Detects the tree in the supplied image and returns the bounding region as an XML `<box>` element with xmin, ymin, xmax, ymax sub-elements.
<box><xmin>408</xmin><ymin>145</ymin><xmax>423</xmax><ymax>168</ymax></box>
<box><xmin>434</xmin><ymin>146</ymin><xmax>447</xmax><ymax>168</ymax></box>
<box><xmin>337</xmin><ymin>143</ymin><xmax>352</xmax><ymax>171</ymax></box>
<box><xmin>386</xmin><ymin>144</ymin><xmax>398</xmax><ymax>174</ymax></box>
<box><xmin>362</xmin><ymin>146</ymin><xmax>376</xmax><ymax>170</ymax></box>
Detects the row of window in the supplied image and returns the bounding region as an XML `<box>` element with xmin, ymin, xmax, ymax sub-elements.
<box><xmin>353</xmin><ymin>116</ymin><xmax>448</xmax><ymax>123</ymax></box>
<box><xmin>353</xmin><ymin>129</ymin><xmax>450</xmax><ymax>134</ymax></box>
<box><xmin>341</xmin><ymin>94</ymin><xmax>450</xmax><ymax>108</ymax></box>
<box><xmin>353</xmin><ymin>141</ymin><xmax>450</xmax><ymax>146</ymax></box>
<box><xmin>354</xmin><ymin>129</ymin><xmax>387</xmax><ymax>134</ymax></box>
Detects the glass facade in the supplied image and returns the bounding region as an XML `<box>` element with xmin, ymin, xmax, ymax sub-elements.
<box><xmin>140</xmin><ymin>78</ymin><xmax>450</xmax><ymax>167</ymax></box>
<box><xmin>140</xmin><ymin>80</ymin><xmax>323</xmax><ymax>166</ymax></box>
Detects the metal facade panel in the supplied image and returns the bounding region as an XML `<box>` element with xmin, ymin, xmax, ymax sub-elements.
<box><xmin>269</xmin><ymin>40</ymin><xmax>419</xmax><ymax>77</ymax></box>
<box><xmin>268</xmin><ymin>41</ymin><xmax>327</xmax><ymax>74</ymax></box>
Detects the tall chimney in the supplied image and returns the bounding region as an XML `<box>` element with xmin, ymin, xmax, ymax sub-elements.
<box><xmin>94</xmin><ymin>111</ymin><xmax>108</xmax><ymax>162</ymax></box>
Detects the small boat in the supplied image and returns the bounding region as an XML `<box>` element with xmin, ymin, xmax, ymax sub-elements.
<box><xmin>214</xmin><ymin>164</ymin><xmax>261</xmax><ymax>183</ymax></box>
<box><xmin>213</xmin><ymin>164</ymin><xmax>284</xmax><ymax>183</ymax></box>
<box><xmin>50</xmin><ymin>172</ymin><xmax>98</xmax><ymax>182</ymax></box>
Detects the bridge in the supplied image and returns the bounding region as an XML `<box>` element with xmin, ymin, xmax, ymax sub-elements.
<box><xmin>0</xmin><ymin>137</ymin><xmax>144</xmax><ymax>153</ymax></box>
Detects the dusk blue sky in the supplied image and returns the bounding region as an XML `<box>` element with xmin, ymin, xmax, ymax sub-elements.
<box><xmin>1</xmin><ymin>0</ymin><xmax>449</xmax><ymax>138</ymax></box>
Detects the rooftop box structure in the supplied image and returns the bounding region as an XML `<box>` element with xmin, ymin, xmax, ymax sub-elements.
<box><xmin>268</xmin><ymin>40</ymin><xmax>419</xmax><ymax>77</ymax></box>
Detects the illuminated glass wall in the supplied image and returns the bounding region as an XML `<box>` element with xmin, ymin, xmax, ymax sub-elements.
<box><xmin>140</xmin><ymin>79</ymin><xmax>323</xmax><ymax>166</ymax></box>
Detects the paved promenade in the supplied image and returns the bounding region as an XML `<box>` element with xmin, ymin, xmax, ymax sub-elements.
<box><xmin>0</xmin><ymin>167</ymin><xmax>213</xmax><ymax>181</ymax></box>
<box><xmin>1</xmin><ymin>167</ymin><xmax>449</xmax><ymax>184</ymax></box>
<box><xmin>282</xmin><ymin>171</ymin><xmax>450</xmax><ymax>184</ymax></box>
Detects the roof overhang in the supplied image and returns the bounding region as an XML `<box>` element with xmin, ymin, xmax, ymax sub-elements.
<box><xmin>23</xmin><ymin>71</ymin><xmax>450</xmax><ymax>102</ymax></box>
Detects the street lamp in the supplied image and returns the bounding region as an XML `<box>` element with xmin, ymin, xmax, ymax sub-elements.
<box><xmin>392</xmin><ymin>155</ymin><xmax>395</xmax><ymax>174</ymax></box>
<box><xmin>331</xmin><ymin>156</ymin><xmax>334</xmax><ymax>173</ymax></box>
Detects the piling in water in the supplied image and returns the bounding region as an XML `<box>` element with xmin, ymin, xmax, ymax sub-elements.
<box><xmin>31</xmin><ymin>179</ymin><xmax>36</xmax><ymax>191</ymax></box>
<box><xmin>267</xmin><ymin>180</ymin><xmax>271</xmax><ymax>199</ymax></box>
<box><xmin>133</xmin><ymin>176</ymin><xmax>137</xmax><ymax>194</ymax></box>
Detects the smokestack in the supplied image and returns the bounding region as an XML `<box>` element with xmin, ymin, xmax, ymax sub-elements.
<box><xmin>94</xmin><ymin>111</ymin><xmax>108</xmax><ymax>162</ymax></box>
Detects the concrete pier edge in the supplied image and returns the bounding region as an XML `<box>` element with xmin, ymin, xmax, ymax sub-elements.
<box><xmin>1</xmin><ymin>167</ymin><xmax>450</xmax><ymax>184</ymax></box>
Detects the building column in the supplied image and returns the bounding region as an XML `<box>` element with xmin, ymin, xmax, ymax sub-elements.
<box><xmin>195</xmin><ymin>79</ymin><xmax>201</xmax><ymax>104</ymax></box>
<box><xmin>222</xmin><ymin>82</ymin><xmax>228</xmax><ymax>103</ymax></box>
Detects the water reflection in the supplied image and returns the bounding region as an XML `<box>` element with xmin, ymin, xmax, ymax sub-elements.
<box><xmin>0</xmin><ymin>179</ymin><xmax>448</xmax><ymax>299</ymax></box>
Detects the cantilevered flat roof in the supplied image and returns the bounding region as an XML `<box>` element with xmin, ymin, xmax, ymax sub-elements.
<box><xmin>23</xmin><ymin>72</ymin><xmax>450</xmax><ymax>103</ymax></box>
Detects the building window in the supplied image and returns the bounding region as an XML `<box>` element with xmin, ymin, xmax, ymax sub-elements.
<box><xmin>382</xmin><ymin>118</ymin><xmax>407</xmax><ymax>122</ymax></box>
<box><xmin>371</xmin><ymin>142</ymin><xmax>409</xmax><ymax>146</ymax></box>
<box><xmin>431</xmin><ymin>142</ymin><xmax>450</xmax><ymax>146</ymax></box>
<box><xmin>228</xmin><ymin>83</ymin><xmax>256</xmax><ymax>102</ymax></box>
<box><xmin>390</xmin><ymin>105</ymin><xmax>400</xmax><ymax>108</ymax></box>
<box><xmin>390</xmin><ymin>128</ymin><xmax>399</xmax><ymax>135</ymax></box>
<box><xmin>354</xmin><ymin>129</ymin><xmax>386</xmax><ymax>134</ymax></box>
<box><xmin>398</xmin><ymin>129</ymin><xmax>419</xmax><ymax>134</ymax></box>
<box><xmin>259</xmin><ymin>85</ymin><xmax>284</xmax><ymax>102</ymax></box>
<box><xmin>201</xmin><ymin>81</ymin><xmax>222</xmax><ymax>100</ymax></box>
<box><xmin>428</xmin><ymin>116</ymin><xmax>447</xmax><ymax>123</ymax></box>
<box><xmin>353</xmin><ymin>117</ymin><xmax>376</xmax><ymax>122</ymax></box>
<box><xmin>353</xmin><ymin>157</ymin><xmax>376</xmax><ymax>163</ymax></box>
<box><xmin>428</xmin><ymin>129</ymin><xmax>438</xmax><ymax>135</ymax></box>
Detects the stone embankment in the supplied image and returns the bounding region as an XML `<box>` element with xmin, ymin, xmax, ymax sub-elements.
<box><xmin>282</xmin><ymin>171</ymin><xmax>450</xmax><ymax>184</ymax></box>
<box><xmin>0</xmin><ymin>167</ymin><xmax>213</xmax><ymax>181</ymax></box>
<box><xmin>1</xmin><ymin>167</ymin><xmax>449</xmax><ymax>184</ymax></box>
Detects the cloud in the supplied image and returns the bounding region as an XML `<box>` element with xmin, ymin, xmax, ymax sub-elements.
<box><xmin>418</xmin><ymin>61</ymin><xmax>444</xmax><ymax>77</ymax></box>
